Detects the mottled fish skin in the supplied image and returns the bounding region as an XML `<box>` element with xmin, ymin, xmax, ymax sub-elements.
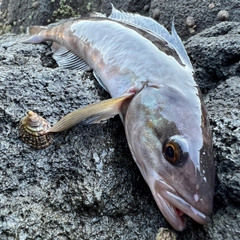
<box><xmin>21</xmin><ymin>6</ymin><xmax>214</xmax><ymax>231</ymax></box>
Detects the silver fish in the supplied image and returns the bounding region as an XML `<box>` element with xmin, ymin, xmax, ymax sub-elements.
<box><xmin>21</xmin><ymin>6</ymin><xmax>214</xmax><ymax>231</ymax></box>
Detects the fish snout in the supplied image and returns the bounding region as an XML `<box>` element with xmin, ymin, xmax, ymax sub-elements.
<box><xmin>152</xmin><ymin>177</ymin><xmax>213</xmax><ymax>231</ymax></box>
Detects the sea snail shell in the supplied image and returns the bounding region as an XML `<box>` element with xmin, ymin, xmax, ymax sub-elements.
<box><xmin>186</xmin><ymin>16</ymin><xmax>195</xmax><ymax>28</ymax></box>
<box><xmin>19</xmin><ymin>110</ymin><xmax>53</xmax><ymax>149</ymax></box>
<box><xmin>217</xmin><ymin>10</ymin><xmax>229</xmax><ymax>21</ymax></box>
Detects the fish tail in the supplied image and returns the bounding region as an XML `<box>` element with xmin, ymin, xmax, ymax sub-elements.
<box><xmin>21</xmin><ymin>26</ymin><xmax>48</xmax><ymax>44</ymax></box>
<box><xmin>27</xmin><ymin>26</ymin><xmax>47</xmax><ymax>35</ymax></box>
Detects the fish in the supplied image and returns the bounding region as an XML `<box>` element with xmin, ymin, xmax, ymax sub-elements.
<box><xmin>20</xmin><ymin>5</ymin><xmax>215</xmax><ymax>231</ymax></box>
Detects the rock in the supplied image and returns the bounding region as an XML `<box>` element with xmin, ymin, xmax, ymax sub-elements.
<box><xmin>0</xmin><ymin>2</ymin><xmax>240</xmax><ymax>240</ymax></box>
<box><xmin>0</xmin><ymin>0</ymin><xmax>150</xmax><ymax>34</ymax></box>
<box><xmin>0</xmin><ymin>34</ymin><xmax>165</xmax><ymax>240</ymax></box>
<box><xmin>206</xmin><ymin>76</ymin><xmax>240</xmax><ymax>204</ymax></box>
<box><xmin>183</xmin><ymin>21</ymin><xmax>240</xmax><ymax>239</ymax></box>
<box><xmin>0</xmin><ymin>0</ymin><xmax>104</xmax><ymax>34</ymax></box>
<box><xmin>150</xmin><ymin>0</ymin><xmax>240</xmax><ymax>40</ymax></box>
<box><xmin>185</xmin><ymin>22</ymin><xmax>240</xmax><ymax>92</ymax></box>
<box><xmin>205</xmin><ymin>204</ymin><xmax>240</xmax><ymax>239</ymax></box>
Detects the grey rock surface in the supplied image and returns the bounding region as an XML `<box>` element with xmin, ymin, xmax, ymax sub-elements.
<box><xmin>0</xmin><ymin>1</ymin><xmax>240</xmax><ymax>240</ymax></box>
<box><xmin>0</xmin><ymin>0</ymin><xmax>102</xmax><ymax>34</ymax></box>
<box><xmin>185</xmin><ymin>22</ymin><xmax>240</xmax><ymax>92</ymax></box>
<box><xmin>0</xmin><ymin>34</ymin><xmax>165</xmax><ymax>239</ymax></box>
<box><xmin>206</xmin><ymin>76</ymin><xmax>240</xmax><ymax>203</ymax></box>
<box><xmin>184</xmin><ymin>22</ymin><xmax>240</xmax><ymax>240</ymax></box>
<box><xmin>0</xmin><ymin>0</ymin><xmax>150</xmax><ymax>34</ymax></box>
<box><xmin>150</xmin><ymin>0</ymin><xmax>240</xmax><ymax>40</ymax></box>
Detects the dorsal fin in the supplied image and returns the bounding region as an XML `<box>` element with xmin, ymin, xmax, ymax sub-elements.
<box><xmin>109</xmin><ymin>5</ymin><xmax>192</xmax><ymax>69</ymax></box>
<box><xmin>109</xmin><ymin>4</ymin><xmax>170</xmax><ymax>41</ymax></box>
<box><xmin>51</xmin><ymin>43</ymin><xmax>91</xmax><ymax>71</ymax></box>
<box><xmin>170</xmin><ymin>21</ymin><xmax>192</xmax><ymax>68</ymax></box>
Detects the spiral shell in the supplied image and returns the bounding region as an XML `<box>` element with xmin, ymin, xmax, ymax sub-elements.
<box><xmin>152</xmin><ymin>8</ymin><xmax>160</xmax><ymax>20</ymax></box>
<box><xmin>186</xmin><ymin>16</ymin><xmax>195</xmax><ymax>28</ymax></box>
<box><xmin>217</xmin><ymin>10</ymin><xmax>229</xmax><ymax>21</ymax></box>
<box><xmin>19</xmin><ymin>110</ymin><xmax>53</xmax><ymax>149</ymax></box>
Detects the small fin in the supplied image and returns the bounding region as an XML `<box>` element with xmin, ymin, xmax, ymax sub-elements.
<box><xmin>49</xmin><ymin>94</ymin><xmax>133</xmax><ymax>133</ymax></box>
<box><xmin>171</xmin><ymin>21</ymin><xmax>192</xmax><ymax>68</ymax></box>
<box><xmin>109</xmin><ymin>5</ymin><xmax>192</xmax><ymax>69</ymax></box>
<box><xmin>27</xmin><ymin>26</ymin><xmax>48</xmax><ymax>35</ymax></box>
<box><xmin>93</xmin><ymin>71</ymin><xmax>109</xmax><ymax>92</ymax></box>
<box><xmin>21</xmin><ymin>34</ymin><xmax>44</xmax><ymax>44</ymax></box>
<box><xmin>21</xmin><ymin>26</ymin><xmax>48</xmax><ymax>44</ymax></box>
<box><xmin>52</xmin><ymin>43</ymin><xmax>91</xmax><ymax>71</ymax></box>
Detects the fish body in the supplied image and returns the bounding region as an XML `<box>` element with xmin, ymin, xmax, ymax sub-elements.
<box><xmin>27</xmin><ymin>18</ymin><xmax>190</xmax><ymax>98</ymax></box>
<box><xmin>21</xmin><ymin>6</ymin><xmax>214</xmax><ymax>231</ymax></box>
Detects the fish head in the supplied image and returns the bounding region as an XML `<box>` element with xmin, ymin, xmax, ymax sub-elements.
<box><xmin>123</xmin><ymin>85</ymin><xmax>214</xmax><ymax>231</ymax></box>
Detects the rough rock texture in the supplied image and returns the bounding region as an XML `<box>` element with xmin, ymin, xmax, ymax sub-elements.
<box><xmin>185</xmin><ymin>22</ymin><xmax>240</xmax><ymax>92</ymax></box>
<box><xmin>0</xmin><ymin>0</ymin><xmax>150</xmax><ymax>34</ymax></box>
<box><xmin>0</xmin><ymin>35</ymin><xmax>165</xmax><ymax>239</ymax></box>
<box><xmin>150</xmin><ymin>0</ymin><xmax>240</xmax><ymax>40</ymax></box>
<box><xmin>183</xmin><ymin>22</ymin><xmax>240</xmax><ymax>240</ymax></box>
<box><xmin>0</xmin><ymin>1</ymin><xmax>240</xmax><ymax>240</ymax></box>
<box><xmin>207</xmin><ymin>76</ymin><xmax>240</xmax><ymax>204</ymax></box>
<box><xmin>0</xmin><ymin>0</ymin><xmax>101</xmax><ymax>34</ymax></box>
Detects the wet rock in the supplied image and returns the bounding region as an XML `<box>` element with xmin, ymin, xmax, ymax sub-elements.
<box><xmin>0</xmin><ymin>0</ymin><xmax>150</xmax><ymax>34</ymax></box>
<box><xmin>150</xmin><ymin>0</ymin><xmax>240</xmax><ymax>40</ymax></box>
<box><xmin>0</xmin><ymin>34</ymin><xmax>164</xmax><ymax>240</ymax></box>
<box><xmin>206</xmin><ymin>76</ymin><xmax>240</xmax><ymax>204</ymax></box>
<box><xmin>205</xmin><ymin>204</ymin><xmax>240</xmax><ymax>239</ymax></box>
<box><xmin>0</xmin><ymin>2</ymin><xmax>240</xmax><ymax>239</ymax></box>
<box><xmin>181</xmin><ymin>21</ymin><xmax>240</xmax><ymax>240</ymax></box>
<box><xmin>185</xmin><ymin>22</ymin><xmax>240</xmax><ymax>92</ymax></box>
<box><xmin>0</xmin><ymin>0</ymin><xmax>103</xmax><ymax>34</ymax></box>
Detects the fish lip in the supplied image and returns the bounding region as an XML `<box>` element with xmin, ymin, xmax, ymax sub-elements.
<box><xmin>161</xmin><ymin>190</ymin><xmax>210</xmax><ymax>223</ymax></box>
<box><xmin>154</xmin><ymin>178</ymin><xmax>210</xmax><ymax>231</ymax></box>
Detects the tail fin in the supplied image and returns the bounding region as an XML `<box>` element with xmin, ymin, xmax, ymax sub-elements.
<box><xmin>21</xmin><ymin>26</ymin><xmax>48</xmax><ymax>44</ymax></box>
<box><xmin>27</xmin><ymin>26</ymin><xmax>47</xmax><ymax>35</ymax></box>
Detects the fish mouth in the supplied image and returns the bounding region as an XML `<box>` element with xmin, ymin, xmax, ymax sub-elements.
<box><xmin>153</xmin><ymin>179</ymin><xmax>210</xmax><ymax>231</ymax></box>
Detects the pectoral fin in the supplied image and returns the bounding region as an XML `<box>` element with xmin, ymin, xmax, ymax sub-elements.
<box><xmin>51</xmin><ymin>43</ymin><xmax>91</xmax><ymax>71</ymax></box>
<box><xmin>49</xmin><ymin>94</ymin><xmax>133</xmax><ymax>133</ymax></box>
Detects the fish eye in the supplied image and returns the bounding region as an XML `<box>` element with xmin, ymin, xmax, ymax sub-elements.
<box><xmin>163</xmin><ymin>136</ymin><xmax>189</xmax><ymax>165</ymax></box>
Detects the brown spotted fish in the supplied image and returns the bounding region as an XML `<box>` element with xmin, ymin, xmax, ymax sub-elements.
<box><xmin>21</xmin><ymin>5</ymin><xmax>214</xmax><ymax>231</ymax></box>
